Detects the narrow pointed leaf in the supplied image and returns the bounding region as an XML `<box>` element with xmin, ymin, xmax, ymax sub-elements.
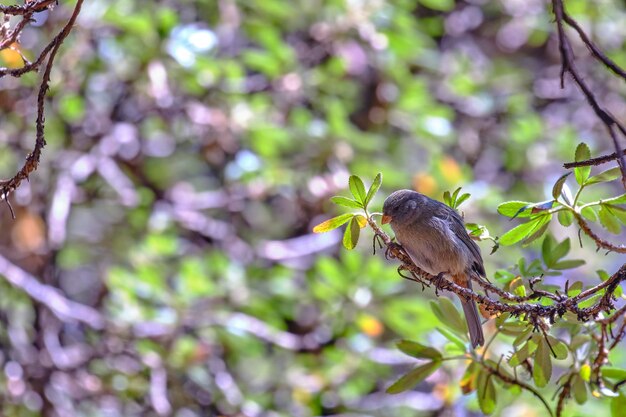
<box><xmin>552</xmin><ymin>172</ymin><xmax>571</xmax><ymax>199</ymax></box>
<box><xmin>500</xmin><ymin>215</ymin><xmax>551</xmax><ymax>246</ymax></box>
<box><xmin>386</xmin><ymin>361</ymin><xmax>441</xmax><ymax>394</ymax></box>
<box><xmin>396</xmin><ymin>340</ymin><xmax>442</xmax><ymax>360</ymax></box>
<box><xmin>313</xmin><ymin>213</ymin><xmax>354</xmax><ymax>233</ymax></box>
<box><xmin>364</xmin><ymin>173</ymin><xmax>382</xmax><ymax>208</ymax></box>
<box><xmin>497</xmin><ymin>201</ymin><xmax>535</xmax><ymax>218</ymax></box>
<box><xmin>587</xmin><ymin>167</ymin><xmax>621</xmax><ymax>185</ymax></box>
<box><xmin>330</xmin><ymin>196</ymin><xmax>362</xmax><ymax>209</ymax></box>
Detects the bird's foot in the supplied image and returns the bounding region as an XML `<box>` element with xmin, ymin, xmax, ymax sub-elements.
<box><xmin>432</xmin><ymin>272</ymin><xmax>447</xmax><ymax>296</ymax></box>
<box><xmin>385</xmin><ymin>241</ymin><xmax>403</xmax><ymax>260</ymax></box>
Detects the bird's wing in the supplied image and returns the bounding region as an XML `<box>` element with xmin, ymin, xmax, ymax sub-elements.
<box><xmin>432</xmin><ymin>201</ymin><xmax>486</xmax><ymax>277</ymax></box>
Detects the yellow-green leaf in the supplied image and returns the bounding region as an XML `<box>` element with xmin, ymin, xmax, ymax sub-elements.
<box><xmin>354</xmin><ymin>214</ymin><xmax>368</xmax><ymax>228</ymax></box>
<box><xmin>574</xmin><ymin>143</ymin><xmax>591</xmax><ymax>185</ymax></box>
<box><xmin>313</xmin><ymin>213</ymin><xmax>354</xmax><ymax>233</ymax></box>
<box><xmin>342</xmin><ymin>217</ymin><xmax>360</xmax><ymax>250</ymax></box>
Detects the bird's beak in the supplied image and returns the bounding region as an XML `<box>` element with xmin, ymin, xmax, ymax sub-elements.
<box><xmin>381</xmin><ymin>214</ymin><xmax>392</xmax><ymax>225</ymax></box>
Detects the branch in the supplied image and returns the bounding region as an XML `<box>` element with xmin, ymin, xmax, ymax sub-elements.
<box><xmin>564</xmin><ymin>148</ymin><xmax>626</xmax><ymax>168</ymax></box>
<box><xmin>552</xmin><ymin>0</ymin><xmax>626</xmax><ymax>189</ymax></box>
<box><xmin>0</xmin><ymin>0</ymin><xmax>84</xmax><ymax>201</ymax></box>
<box><xmin>0</xmin><ymin>254</ymin><xmax>105</xmax><ymax>329</ymax></box>
<box><xmin>367</xmin><ymin>216</ymin><xmax>626</xmax><ymax>325</ymax></box>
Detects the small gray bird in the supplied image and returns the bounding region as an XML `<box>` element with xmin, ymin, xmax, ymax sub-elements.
<box><xmin>382</xmin><ymin>189</ymin><xmax>485</xmax><ymax>347</ymax></box>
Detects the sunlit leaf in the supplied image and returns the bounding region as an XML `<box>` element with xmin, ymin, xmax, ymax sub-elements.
<box><xmin>580</xmin><ymin>364</ymin><xmax>591</xmax><ymax>382</ymax></box>
<box><xmin>500</xmin><ymin>214</ymin><xmax>551</xmax><ymax>246</ymax></box>
<box><xmin>364</xmin><ymin>173</ymin><xmax>382</xmax><ymax>208</ymax></box>
<box><xmin>455</xmin><ymin>193</ymin><xmax>470</xmax><ymax>208</ymax></box>
<box><xmin>354</xmin><ymin>214</ymin><xmax>368</xmax><ymax>228</ymax></box>
<box><xmin>349</xmin><ymin>175</ymin><xmax>367</xmax><ymax>204</ymax></box>
<box><xmin>574</xmin><ymin>143</ymin><xmax>591</xmax><ymax>185</ymax></box>
<box><xmin>386</xmin><ymin>361</ymin><xmax>441</xmax><ymax>394</ymax></box>
<box><xmin>343</xmin><ymin>217</ymin><xmax>360</xmax><ymax>250</ymax></box>
<box><xmin>330</xmin><ymin>196</ymin><xmax>362</xmax><ymax>209</ymax></box>
<box><xmin>313</xmin><ymin>213</ymin><xmax>354</xmax><ymax>233</ymax></box>
<box><xmin>497</xmin><ymin>201</ymin><xmax>535</xmax><ymax>218</ymax></box>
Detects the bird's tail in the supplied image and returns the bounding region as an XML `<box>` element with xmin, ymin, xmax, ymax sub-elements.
<box><xmin>460</xmin><ymin>279</ymin><xmax>484</xmax><ymax>348</ymax></box>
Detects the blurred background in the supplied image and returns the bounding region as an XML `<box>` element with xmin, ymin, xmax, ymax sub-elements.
<box><xmin>0</xmin><ymin>0</ymin><xmax>626</xmax><ymax>416</ymax></box>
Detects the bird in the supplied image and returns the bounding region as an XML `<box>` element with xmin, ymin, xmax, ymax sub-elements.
<box><xmin>382</xmin><ymin>189</ymin><xmax>485</xmax><ymax>347</ymax></box>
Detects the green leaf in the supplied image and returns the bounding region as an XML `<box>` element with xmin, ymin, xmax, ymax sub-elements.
<box><xmin>602</xmin><ymin>193</ymin><xmax>626</xmax><ymax>205</ymax></box>
<box><xmin>396</xmin><ymin>340</ymin><xmax>442</xmax><ymax>360</ymax></box>
<box><xmin>574</xmin><ymin>143</ymin><xmax>591</xmax><ymax>185</ymax></box>
<box><xmin>349</xmin><ymin>175</ymin><xmax>367</xmax><ymax>204</ymax></box>
<box><xmin>572</xmin><ymin>374</ymin><xmax>588</xmax><ymax>405</ymax></box>
<box><xmin>313</xmin><ymin>213</ymin><xmax>354</xmax><ymax>233</ymax></box>
<box><xmin>436</xmin><ymin>327</ymin><xmax>467</xmax><ymax>351</ymax></box>
<box><xmin>546</xmin><ymin>336</ymin><xmax>568</xmax><ymax>360</ymax></box>
<box><xmin>552</xmin><ymin>172</ymin><xmax>571</xmax><ymax>199</ymax></box>
<box><xmin>477</xmin><ymin>369</ymin><xmax>497</xmax><ymax>414</ymax></box>
<box><xmin>552</xmin><ymin>259</ymin><xmax>585</xmax><ymax>270</ymax></box>
<box><xmin>509</xmin><ymin>337</ymin><xmax>538</xmax><ymax>367</ymax></box>
<box><xmin>567</xmin><ymin>281</ymin><xmax>583</xmax><ymax>296</ymax></box>
<box><xmin>497</xmin><ymin>201</ymin><xmax>535</xmax><ymax>218</ymax></box>
<box><xmin>455</xmin><ymin>193</ymin><xmax>470</xmax><ymax>208</ymax></box>
<box><xmin>602</xmin><ymin>367</ymin><xmax>626</xmax><ymax>380</ymax></box>
<box><xmin>430</xmin><ymin>299</ymin><xmax>467</xmax><ymax>336</ymax></box>
<box><xmin>330</xmin><ymin>196</ymin><xmax>362</xmax><ymax>209</ymax></box>
<box><xmin>342</xmin><ymin>217</ymin><xmax>360</xmax><ymax>250</ymax></box>
<box><xmin>581</xmin><ymin>206</ymin><xmax>597</xmax><ymax>222</ymax></box>
<box><xmin>533</xmin><ymin>337</ymin><xmax>552</xmax><ymax>387</ymax></box>
<box><xmin>611</xmin><ymin>394</ymin><xmax>626</xmax><ymax>417</ymax></box>
<box><xmin>354</xmin><ymin>214</ymin><xmax>367</xmax><ymax>228</ymax></box>
<box><xmin>364</xmin><ymin>173</ymin><xmax>382</xmax><ymax>208</ymax></box>
<box><xmin>386</xmin><ymin>361</ymin><xmax>441</xmax><ymax>394</ymax></box>
<box><xmin>500</xmin><ymin>214</ymin><xmax>552</xmax><ymax>246</ymax></box>
<box><xmin>443</xmin><ymin>190</ymin><xmax>452</xmax><ymax>207</ymax></box>
<box><xmin>580</xmin><ymin>364</ymin><xmax>591</xmax><ymax>382</ymax></box>
<box><xmin>587</xmin><ymin>167</ymin><xmax>621</xmax><ymax>185</ymax></box>
<box><xmin>599</xmin><ymin>205</ymin><xmax>621</xmax><ymax>234</ymax></box>
<box><xmin>558</xmin><ymin>210</ymin><xmax>574</xmax><ymax>226</ymax></box>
